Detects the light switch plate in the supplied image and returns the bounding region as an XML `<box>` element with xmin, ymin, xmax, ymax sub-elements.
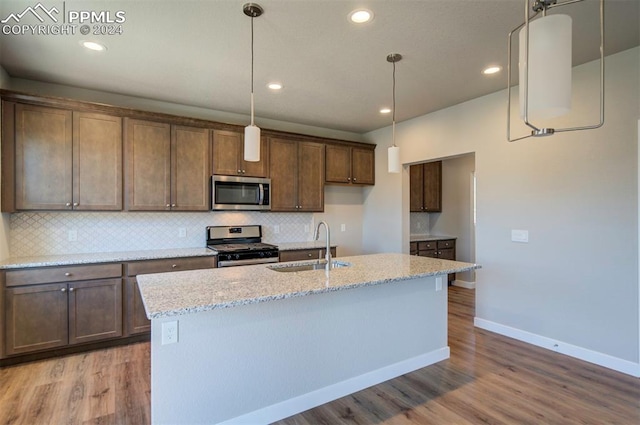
<box><xmin>511</xmin><ymin>229</ymin><xmax>529</xmax><ymax>243</ymax></box>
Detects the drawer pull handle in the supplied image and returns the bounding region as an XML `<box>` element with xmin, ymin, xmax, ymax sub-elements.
<box><xmin>65</xmin><ymin>272</ymin><xmax>72</xmax><ymax>277</ymax></box>
<box><xmin>172</xmin><ymin>264</ymin><xmax>177</xmax><ymax>268</ymax></box>
<box><xmin>69</xmin><ymin>287</ymin><xmax>74</xmax><ymax>292</ymax></box>
<box><xmin>61</xmin><ymin>288</ymin><xmax>66</xmax><ymax>292</ymax></box>
<box><xmin>308</xmin><ymin>253</ymin><xmax>313</xmax><ymax>257</ymax></box>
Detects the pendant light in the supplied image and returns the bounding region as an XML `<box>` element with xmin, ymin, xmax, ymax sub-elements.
<box><xmin>387</xmin><ymin>53</ymin><xmax>402</xmax><ymax>174</ymax></box>
<box><xmin>507</xmin><ymin>0</ymin><xmax>604</xmax><ymax>142</ymax></box>
<box><xmin>243</xmin><ymin>3</ymin><xmax>263</xmax><ymax>162</ymax></box>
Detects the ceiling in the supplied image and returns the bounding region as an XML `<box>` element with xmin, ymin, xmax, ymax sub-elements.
<box><xmin>0</xmin><ymin>0</ymin><xmax>638</xmax><ymax>134</ymax></box>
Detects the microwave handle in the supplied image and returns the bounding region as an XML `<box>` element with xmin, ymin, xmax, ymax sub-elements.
<box><xmin>258</xmin><ymin>184</ymin><xmax>265</xmax><ymax>205</ymax></box>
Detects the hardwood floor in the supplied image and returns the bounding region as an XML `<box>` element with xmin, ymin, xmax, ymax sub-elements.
<box><xmin>1</xmin><ymin>287</ymin><xmax>638</xmax><ymax>424</ymax></box>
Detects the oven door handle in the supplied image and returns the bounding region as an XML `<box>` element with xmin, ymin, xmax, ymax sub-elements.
<box><xmin>218</xmin><ymin>257</ymin><xmax>279</xmax><ymax>267</ymax></box>
<box><xmin>257</xmin><ymin>183</ymin><xmax>265</xmax><ymax>205</ymax></box>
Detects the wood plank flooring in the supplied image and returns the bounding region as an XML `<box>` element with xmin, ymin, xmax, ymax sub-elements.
<box><xmin>1</xmin><ymin>287</ymin><xmax>638</xmax><ymax>424</ymax></box>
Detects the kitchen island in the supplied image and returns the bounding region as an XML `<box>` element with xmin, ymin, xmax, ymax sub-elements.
<box><xmin>138</xmin><ymin>253</ymin><xmax>477</xmax><ymax>425</ymax></box>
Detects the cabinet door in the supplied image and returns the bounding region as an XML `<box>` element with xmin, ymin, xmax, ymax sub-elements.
<box><xmin>172</xmin><ymin>126</ymin><xmax>210</xmax><ymax>211</ymax></box>
<box><xmin>423</xmin><ymin>161</ymin><xmax>442</xmax><ymax>212</ymax></box>
<box><xmin>297</xmin><ymin>142</ymin><xmax>324</xmax><ymax>212</ymax></box>
<box><xmin>325</xmin><ymin>145</ymin><xmax>351</xmax><ymax>184</ymax></box>
<box><xmin>5</xmin><ymin>283</ymin><xmax>68</xmax><ymax>355</ymax></box>
<box><xmin>68</xmin><ymin>278</ymin><xmax>123</xmax><ymax>345</ymax></box>
<box><xmin>125</xmin><ymin>278</ymin><xmax>151</xmax><ymax>336</ymax></box>
<box><xmin>15</xmin><ymin>104</ymin><xmax>72</xmax><ymax>210</ymax></box>
<box><xmin>212</xmin><ymin>130</ymin><xmax>242</xmax><ymax>176</ymax></box>
<box><xmin>351</xmin><ymin>147</ymin><xmax>375</xmax><ymax>185</ymax></box>
<box><xmin>269</xmin><ymin>138</ymin><xmax>298</xmax><ymax>211</ymax></box>
<box><xmin>409</xmin><ymin>164</ymin><xmax>424</xmax><ymax>212</ymax></box>
<box><xmin>242</xmin><ymin>136</ymin><xmax>269</xmax><ymax>178</ymax></box>
<box><xmin>73</xmin><ymin>112</ymin><xmax>123</xmax><ymax>210</ymax></box>
<box><xmin>125</xmin><ymin>119</ymin><xmax>171</xmax><ymax>210</ymax></box>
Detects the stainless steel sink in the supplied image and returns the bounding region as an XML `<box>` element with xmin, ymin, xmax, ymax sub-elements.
<box><xmin>268</xmin><ymin>260</ymin><xmax>351</xmax><ymax>273</ymax></box>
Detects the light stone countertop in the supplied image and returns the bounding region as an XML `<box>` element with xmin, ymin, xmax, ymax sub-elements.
<box><xmin>0</xmin><ymin>248</ymin><xmax>216</xmax><ymax>269</ymax></box>
<box><xmin>410</xmin><ymin>234</ymin><xmax>457</xmax><ymax>242</ymax></box>
<box><xmin>137</xmin><ymin>253</ymin><xmax>479</xmax><ymax>319</ymax></box>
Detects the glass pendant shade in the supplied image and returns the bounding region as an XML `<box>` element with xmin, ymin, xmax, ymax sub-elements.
<box><xmin>518</xmin><ymin>14</ymin><xmax>572</xmax><ymax>121</ymax></box>
<box><xmin>388</xmin><ymin>145</ymin><xmax>400</xmax><ymax>173</ymax></box>
<box><xmin>244</xmin><ymin>124</ymin><xmax>261</xmax><ymax>162</ymax></box>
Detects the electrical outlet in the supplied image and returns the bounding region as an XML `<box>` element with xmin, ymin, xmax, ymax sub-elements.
<box><xmin>68</xmin><ymin>230</ymin><xmax>77</xmax><ymax>241</ymax></box>
<box><xmin>274</xmin><ymin>225</ymin><xmax>280</xmax><ymax>234</ymax></box>
<box><xmin>341</xmin><ymin>224</ymin><xmax>346</xmax><ymax>232</ymax></box>
<box><xmin>435</xmin><ymin>276</ymin><xmax>443</xmax><ymax>291</ymax></box>
<box><xmin>162</xmin><ymin>321</ymin><xmax>178</xmax><ymax>345</ymax></box>
<box><xmin>178</xmin><ymin>228</ymin><xmax>187</xmax><ymax>238</ymax></box>
<box><xmin>511</xmin><ymin>229</ymin><xmax>529</xmax><ymax>243</ymax></box>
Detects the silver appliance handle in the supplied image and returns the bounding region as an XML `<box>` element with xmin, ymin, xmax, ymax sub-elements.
<box><xmin>258</xmin><ymin>183</ymin><xmax>265</xmax><ymax>205</ymax></box>
<box><xmin>218</xmin><ymin>257</ymin><xmax>279</xmax><ymax>267</ymax></box>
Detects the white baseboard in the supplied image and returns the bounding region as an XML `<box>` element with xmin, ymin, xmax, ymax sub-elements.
<box><xmin>218</xmin><ymin>347</ymin><xmax>450</xmax><ymax>425</ymax></box>
<box><xmin>452</xmin><ymin>280</ymin><xmax>475</xmax><ymax>289</ymax></box>
<box><xmin>474</xmin><ymin>317</ymin><xmax>640</xmax><ymax>378</ymax></box>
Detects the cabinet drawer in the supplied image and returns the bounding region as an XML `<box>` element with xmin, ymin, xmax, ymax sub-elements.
<box><xmin>418</xmin><ymin>250</ymin><xmax>438</xmax><ymax>258</ymax></box>
<box><xmin>438</xmin><ymin>248</ymin><xmax>455</xmax><ymax>260</ymax></box>
<box><xmin>126</xmin><ymin>256</ymin><xmax>216</xmax><ymax>276</ymax></box>
<box><xmin>437</xmin><ymin>239</ymin><xmax>455</xmax><ymax>249</ymax></box>
<box><xmin>279</xmin><ymin>248</ymin><xmax>337</xmax><ymax>263</ymax></box>
<box><xmin>417</xmin><ymin>241</ymin><xmax>437</xmax><ymax>251</ymax></box>
<box><xmin>5</xmin><ymin>263</ymin><xmax>123</xmax><ymax>287</ymax></box>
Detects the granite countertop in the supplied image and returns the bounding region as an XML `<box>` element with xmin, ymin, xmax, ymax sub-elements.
<box><xmin>276</xmin><ymin>241</ymin><xmax>337</xmax><ymax>251</ymax></box>
<box><xmin>410</xmin><ymin>234</ymin><xmax>457</xmax><ymax>242</ymax></box>
<box><xmin>0</xmin><ymin>248</ymin><xmax>216</xmax><ymax>270</ymax></box>
<box><xmin>137</xmin><ymin>253</ymin><xmax>479</xmax><ymax>319</ymax></box>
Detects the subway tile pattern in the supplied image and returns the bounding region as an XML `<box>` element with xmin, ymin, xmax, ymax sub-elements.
<box><xmin>10</xmin><ymin>212</ymin><xmax>314</xmax><ymax>257</ymax></box>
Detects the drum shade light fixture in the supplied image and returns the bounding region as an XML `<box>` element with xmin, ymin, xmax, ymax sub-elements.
<box><xmin>387</xmin><ymin>53</ymin><xmax>402</xmax><ymax>174</ymax></box>
<box><xmin>243</xmin><ymin>3</ymin><xmax>263</xmax><ymax>161</ymax></box>
<box><xmin>507</xmin><ymin>0</ymin><xmax>605</xmax><ymax>142</ymax></box>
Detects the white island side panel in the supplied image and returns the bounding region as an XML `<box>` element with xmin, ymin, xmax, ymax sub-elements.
<box><xmin>151</xmin><ymin>275</ymin><xmax>447</xmax><ymax>425</ymax></box>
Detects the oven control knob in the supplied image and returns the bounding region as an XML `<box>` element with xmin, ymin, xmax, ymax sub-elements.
<box><xmin>234</xmin><ymin>254</ymin><xmax>240</xmax><ymax>260</ymax></box>
<box><xmin>259</xmin><ymin>252</ymin><xmax>265</xmax><ymax>258</ymax></box>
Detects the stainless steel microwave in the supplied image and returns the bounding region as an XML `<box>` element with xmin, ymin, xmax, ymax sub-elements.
<box><xmin>211</xmin><ymin>176</ymin><xmax>271</xmax><ymax>211</ymax></box>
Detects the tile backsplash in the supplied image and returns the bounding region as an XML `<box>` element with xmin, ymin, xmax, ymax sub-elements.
<box><xmin>410</xmin><ymin>213</ymin><xmax>430</xmax><ymax>235</ymax></box>
<box><xmin>10</xmin><ymin>211</ymin><xmax>314</xmax><ymax>257</ymax></box>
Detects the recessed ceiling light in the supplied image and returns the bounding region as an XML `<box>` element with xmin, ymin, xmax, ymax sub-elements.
<box><xmin>267</xmin><ymin>82</ymin><xmax>283</xmax><ymax>90</ymax></box>
<box><xmin>482</xmin><ymin>66</ymin><xmax>502</xmax><ymax>75</ymax></box>
<box><xmin>349</xmin><ymin>9</ymin><xmax>373</xmax><ymax>24</ymax></box>
<box><xmin>81</xmin><ymin>41</ymin><xmax>106</xmax><ymax>51</ymax></box>
<box><xmin>380</xmin><ymin>107</ymin><xmax>391</xmax><ymax>114</ymax></box>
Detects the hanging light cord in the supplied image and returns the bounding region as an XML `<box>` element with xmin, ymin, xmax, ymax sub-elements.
<box><xmin>392</xmin><ymin>59</ymin><xmax>396</xmax><ymax>147</ymax></box>
<box><xmin>250</xmin><ymin>14</ymin><xmax>255</xmax><ymax>126</ymax></box>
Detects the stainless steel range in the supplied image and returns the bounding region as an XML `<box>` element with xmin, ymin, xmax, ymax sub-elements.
<box><xmin>206</xmin><ymin>225</ymin><xmax>279</xmax><ymax>267</ymax></box>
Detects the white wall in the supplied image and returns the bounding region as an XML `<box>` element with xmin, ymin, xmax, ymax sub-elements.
<box><xmin>313</xmin><ymin>185</ymin><xmax>364</xmax><ymax>256</ymax></box>
<box><xmin>363</xmin><ymin>47</ymin><xmax>640</xmax><ymax>375</ymax></box>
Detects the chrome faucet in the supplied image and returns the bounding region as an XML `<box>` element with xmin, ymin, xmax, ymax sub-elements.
<box><xmin>313</xmin><ymin>221</ymin><xmax>331</xmax><ymax>266</ymax></box>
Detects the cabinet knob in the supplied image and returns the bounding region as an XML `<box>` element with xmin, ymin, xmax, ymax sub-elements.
<box><xmin>237</xmin><ymin>170</ymin><xmax>242</xmax><ymax>174</ymax></box>
<box><xmin>348</xmin><ymin>177</ymin><xmax>351</xmax><ymax>181</ymax></box>
<box><xmin>166</xmin><ymin>204</ymin><xmax>171</xmax><ymax>208</ymax></box>
<box><xmin>353</xmin><ymin>178</ymin><xmax>357</xmax><ymax>182</ymax></box>
<box><xmin>73</xmin><ymin>202</ymin><xmax>79</xmax><ymax>207</ymax></box>
<box><xmin>61</xmin><ymin>288</ymin><xmax>66</xmax><ymax>292</ymax></box>
<box><xmin>69</xmin><ymin>287</ymin><xmax>75</xmax><ymax>292</ymax></box>
<box><xmin>64</xmin><ymin>272</ymin><xmax>72</xmax><ymax>277</ymax></box>
<box><xmin>66</xmin><ymin>202</ymin><xmax>72</xmax><ymax>207</ymax></box>
<box><xmin>242</xmin><ymin>170</ymin><xmax>246</xmax><ymax>174</ymax></box>
<box><xmin>308</xmin><ymin>253</ymin><xmax>313</xmax><ymax>257</ymax></box>
<box><xmin>171</xmin><ymin>204</ymin><xmax>177</xmax><ymax>208</ymax></box>
<box><xmin>172</xmin><ymin>264</ymin><xmax>177</xmax><ymax>268</ymax></box>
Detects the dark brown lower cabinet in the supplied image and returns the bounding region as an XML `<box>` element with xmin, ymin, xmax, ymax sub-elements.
<box><xmin>125</xmin><ymin>278</ymin><xmax>151</xmax><ymax>335</ymax></box>
<box><xmin>279</xmin><ymin>247</ymin><xmax>337</xmax><ymax>263</ymax></box>
<box><xmin>5</xmin><ymin>278</ymin><xmax>122</xmax><ymax>356</ymax></box>
<box><xmin>411</xmin><ymin>239</ymin><xmax>456</xmax><ymax>283</ymax></box>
